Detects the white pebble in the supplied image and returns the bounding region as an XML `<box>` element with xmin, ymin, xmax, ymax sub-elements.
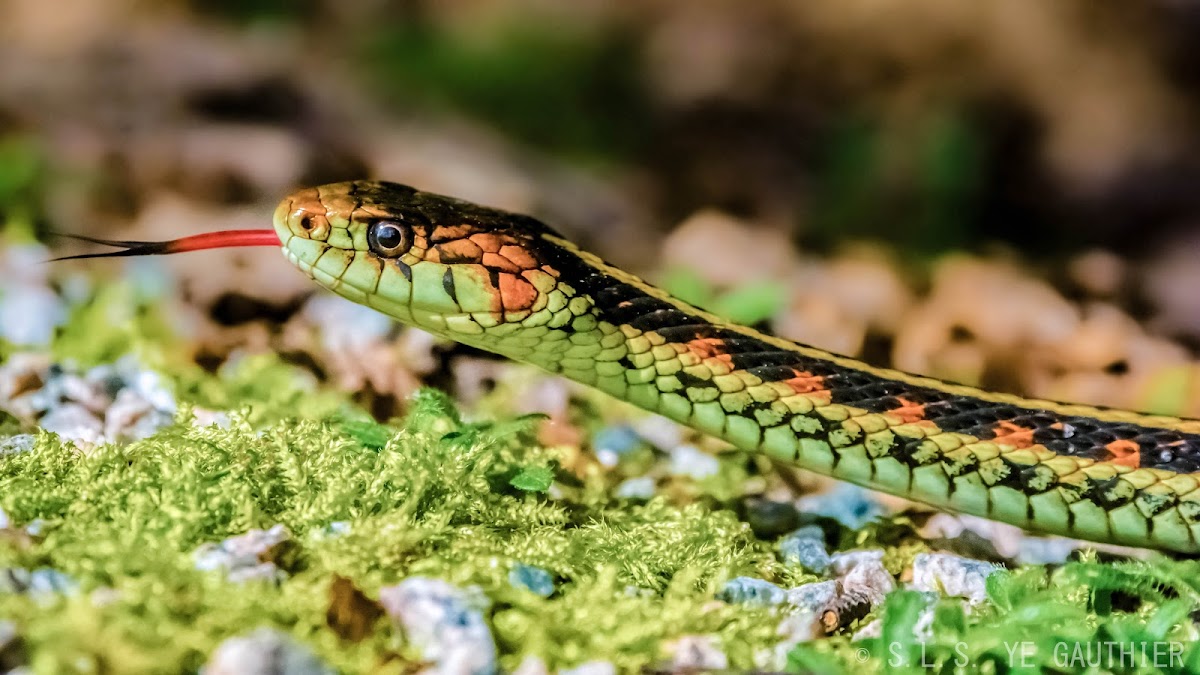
<box><xmin>0</xmin><ymin>435</ymin><xmax>35</xmax><ymax>455</ymax></box>
<box><xmin>204</xmin><ymin>627</ymin><xmax>332</xmax><ymax>675</ymax></box>
<box><xmin>0</xmin><ymin>284</ymin><xmax>64</xmax><ymax>347</ymax></box>
<box><xmin>613</xmin><ymin>477</ymin><xmax>656</xmax><ymax>500</ymax></box>
<box><xmin>668</xmin><ymin>445</ymin><xmax>720</xmax><ymax>479</ymax></box>
<box><xmin>378</xmin><ymin>577</ymin><xmax>496</xmax><ymax>675</ymax></box>
<box><xmin>668</xmin><ymin>635</ymin><xmax>728</xmax><ymax>670</ymax></box>
<box><xmin>511</xmin><ymin>655</ymin><xmax>549</xmax><ymax>675</ymax></box>
<box><xmin>194</xmin><ymin>525</ymin><xmax>293</xmax><ymax>582</ymax></box>
<box><xmin>39</xmin><ymin>404</ymin><xmax>104</xmax><ymax>444</ymax></box>
<box><xmin>910</xmin><ymin>552</ymin><xmax>999</xmax><ymax>605</ymax></box>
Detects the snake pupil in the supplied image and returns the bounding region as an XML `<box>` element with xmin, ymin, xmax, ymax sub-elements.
<box><xmin>368</xmin><ymin>220</ymin><xmax>412</xmax><ymax>257</ymax></box>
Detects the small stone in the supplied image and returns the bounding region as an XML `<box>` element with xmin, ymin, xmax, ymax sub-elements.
<box><xmin>0</xmin><ymin>283</ymin><xmax>64</xmax><ymax>347</ymax></box>
<box><xmin>90</xmin><ymin>587</ymin><xmax>123</xmax><ymax>608</ymax></box>
<box><xmin>663</xmin><ymin>210</ymin><xmax>795</xmax><ymax>287</ymax></box>
<box><xmin>774</xmin><ymin>606</ymin><xmax>825</xmax><ymax>646</ymax></box>
<box><xmin>745</xmin><ymin>498</ymin><xmax>800</xmax><ymax>538</ymax></box>
<box><xmin>795</xmin><ymin>483</ymin><xmax>883</xmax><ymax>529</ymax></box>
<box><xmin>194</xmin><ymin>525</ymin><xmax>296</xmax><ymax>582</ymax></box>
<box><xmin>225</xmin><ymin>564</ymin><xmax>286</xmax><ymax>584</ymax></box>
<box><xmin>303</xmin><ymin>295</ymin><xmax>394</xmax><ymax>351</ymax></box>
<box><xmin>767</xmin><ymin>581</ymin><xmax>841</xmax><ymax>665</ymax></box>
<box><xmin>1014</xmin><ymin>538</ymin><xmax>1080</xmax><ymax>566</ymax></box>
<box><xmin>81</xmin><ymin>363</ymin><xmax>126</xmax><ymax>401</ymax></box>
<box><xmin>204</xmin><ymin>627</ymin><xmax>333</xmax><ymax>675</ymax></box>
<box><xmin>909</xmin><ymin>552</ymin><xmax>999</xmax><ymax>605</ymax></box>
<box><xmin>378</xmin><ymin>577</ymin><xmax>496</xmax><ymax>675</ymax></box>
<box><xmin>717</xmin><ymin>576</ymin><xmax>786</xmax><ymax>606</ymax></box>
<box><xmin>510</xmin><ymin>655</ymin><xmax>549</xmax><ymax>675</ymax></box>
<box><xmin>27</xmin><ymin>568</ymin><xmax>76</xmax><ymax>594</ymax></box>
<box><xmin>828</xmin><ymin>549</ymin><xmax>885</xmax><ymax>576</ymax></box>
<box><xmin>0</xmin><ymin>353</ymin><xmax>49</xmax><ymax>410</ymax></box>
<box><xmin>591</xmin><ymin>425</ymin><xmax>641</xmax><ymax>467</ymax></box>
<box><xmin>191</xmin><ymin>408</ymin><xmax>232</xmax><ymax>429</ymax></box>
<box><xmin>668</xmin><ymin>634</ymin><xmax>728</xmax><ymax>670</ymax></box>
<box><xmin>118</xmin><ymin>364</ymin><xmax>177</xmax><ymax>414</ymax></box>
<box><xmin>0</xmin><ymin>568</ymin><xmax>77</xmax><ymax>595</ymax></box>
<box><xmin>0</xmin><ymin>620</ymin><xmax>26</xmax><ymax>671</ymax></box>
<box><xmin>784</xmin><ymin>580</ymin><xmax>838</xmax><ymax>615</ymax></box>
<box><xmin>58</xmin><ymin>374</ymin><xmax>113</xmax><ymax>414</ymax></box>
<box><xmin>103</xmin><ymin>388</ymin><xmax>171</xmax><ymax>442</ymax></box>
<box><xmin>832</xmin><ymin>550</ymin><xmax>895</xmax><ymax>608</ymax></box>
<box><xmin>0</xmin><ymin>435</ymin><xmax>35</xmax><ymax>455</ymax></box>
<box><xmin>1068</xmin><ymin>249</ymin><xmax>1126</xmax><ymax>298</ymax></box>
<box><xmin>508</xmin><ymin>564</ymin><xmax>554</xmax><ymax>597</ymax></box>
<box><xmin>38</xmin><ymin>403</ymin><xmax>104</xmax><ymax>444</ymax></box>
<box><xmin>667</xmin><ymin>445</ymin><xmax>720</xmax><ymax>479</ymax></box>
<box><xmin>778</xmin><ymin>526</ymin><xmax>830</xmax><ymax>574</ymax></box>
<box><xmin>630</xmin><ymin>415</ymin><xmax>685</xmax><ymax>450</ymax></box>
<box><xmin>613</xmin><ymin>476</ymin><xmax>656</xmax><ymax>500</ymax></box>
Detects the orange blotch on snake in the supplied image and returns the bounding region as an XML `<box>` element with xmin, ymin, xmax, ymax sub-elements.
<box><xmin>497</xmin><ymin>273</ymin><xmax>538</xmax><ymax>312</ymax></box>
<box><xmin>288</xmin><ymin>188</ymin><xmax>325</xmax><ymax>216</ymax></box>
<box><xmin>288</xmin><ymin>189</ymin><xmax>331</xmax><ymax>236</ymax></box>
<box><xmin>499</xmin><ymin>244</ymin><xmax>538</xmax><ymax>270</ymax></box>
<box><xmin>991</xmin><ymin>420</ymin><xmax>1036</xmax><ymax>449</ymax></box>
<box><xmin>482</xmin><ymin>251</ymin><xmax>524</xmax><ymax>274</ymax></box>
<box><xmin>782</xmin><ymin>370</ymin><xmax>826</xmax><ymax>395</ymax></box>
<box><xmin>888</xmin><ymin>396</ymin><xmax>926</xmax><ymax>424</ymax></box>
<box><xmin>470</xmin><ymin>233</ymin><xmax>504</xmax><ymax>253</ymax></box>
<box><xmin>436</xmin><ymin>239</ymin><xmax>484</xmax><ymax>262</ymax></box>
<box><xmin>352</xmin><ymin>203</ymin><xmax>391</xmax><ymax>220</ymax></box>
<box><xmin>430</xmin><ymin>224</ymin><xmax>474</xmax><ymax>242</ymax></box>
<box><xmin>1105</xmin><ymin>439</ymin><xmax>1141</xmax><ymax>468</ymax></box>
<box><xmin>687</xmin><ymin>337</ymin><xmax>734</xmax><ymax>366</ymax></box>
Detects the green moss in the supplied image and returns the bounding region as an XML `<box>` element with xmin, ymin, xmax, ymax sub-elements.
<box><xmin>0</xmin><ymin>386</ymin><xmax>786</xmax><ymax>671</ymax></box>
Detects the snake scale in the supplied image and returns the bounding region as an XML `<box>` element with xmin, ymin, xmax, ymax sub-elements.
<box><xmin>66</xmin><ymin>180</ymin><xmax>1200</xmax><ymax>553</ymax></box>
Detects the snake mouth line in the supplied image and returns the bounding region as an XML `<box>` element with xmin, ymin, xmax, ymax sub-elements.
<box><xmin>284</xmin><ymin>247</ymin><xmax>487</xmax><ymax>328</ymax></box>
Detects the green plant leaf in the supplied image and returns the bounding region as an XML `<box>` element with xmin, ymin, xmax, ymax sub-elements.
<box><xmin>509</xmin><ymin>465</ymin><xmax>554</xmax><ymax>492</ymax></box>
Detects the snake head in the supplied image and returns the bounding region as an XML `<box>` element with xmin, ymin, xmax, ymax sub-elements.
<box><xmin>274</xmin><ymin>180</ymin><xmax>589</xmax><ymax>348</ymax></box>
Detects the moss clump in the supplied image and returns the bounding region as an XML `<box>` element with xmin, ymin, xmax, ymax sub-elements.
<box><xmin>0</xmin><ymin>387</ymin><xmax>781</xmax><ymax>672</ymax></box>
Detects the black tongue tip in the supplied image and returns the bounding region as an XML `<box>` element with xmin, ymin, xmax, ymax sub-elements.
<box><xmin>46</xmin><ymin>232</ymin><xmax>170</xmax><ymax>262</ymax></box>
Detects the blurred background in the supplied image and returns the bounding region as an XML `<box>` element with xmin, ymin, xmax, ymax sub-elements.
<box><xmin>5</xmin><ymin>0</ymin><xmax>1200</xmax><ymax>420</ymax></box>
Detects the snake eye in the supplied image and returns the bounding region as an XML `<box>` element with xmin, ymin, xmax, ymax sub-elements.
<box><xmin>367</xmin><ymin>220</ymin><xmax>413</xmax><ymax>257</ymax></box>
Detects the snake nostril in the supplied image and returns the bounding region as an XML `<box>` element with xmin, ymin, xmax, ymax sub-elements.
<box><xmin>299</xmin><ymin>216</ymin><xmax>313</xmax><ymax>231</ymax></box>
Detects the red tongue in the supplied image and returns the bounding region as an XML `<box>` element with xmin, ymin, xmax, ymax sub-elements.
<box><xmin>51</xmin><ymin>229</ymin><xmax>281</xmax><ymax>261</ymax></box>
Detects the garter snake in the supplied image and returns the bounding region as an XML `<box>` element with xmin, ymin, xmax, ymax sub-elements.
<box><xmin>65</xmin><ymin>180</ymin><xmax>1200</xmax><ymax>553</ymax></box>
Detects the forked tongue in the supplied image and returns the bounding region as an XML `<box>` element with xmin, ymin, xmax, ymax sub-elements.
<box><xmin>50</xmin><ymin>230</ymin><xmax>281</xmax><ymax>261</ymax></box>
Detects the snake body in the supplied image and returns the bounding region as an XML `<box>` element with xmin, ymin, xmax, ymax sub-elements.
<box><xmin>273</xmin><ymin>180</ymin><xmax>1200</xmax><ymax>553</ymax></box>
